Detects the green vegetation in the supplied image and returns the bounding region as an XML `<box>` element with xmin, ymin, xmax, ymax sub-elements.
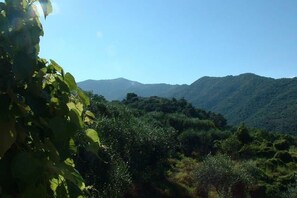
<box><xmin>1</xmin><ymin>1</ymin><xmax>297</xmax><ymax>197</ymax></box>
<box><xmin>81</xmin><ymin>93</ymin><xmax>297</xmax><ymax>197</ymax></box>
<box><xmin>79</xmin><ymin>73</ymin><xmax>297</xmax><ymax>134</ymax></box>
<box><xmin>0</xmin><ymin>1</ymin><xmax>100</xmax><ymax>197</ymax></box>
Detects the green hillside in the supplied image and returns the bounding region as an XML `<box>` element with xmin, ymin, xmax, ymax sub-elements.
<box><xmin>78</xmin><ymin>78</ymin><xmax>182</xmax><ymax>101</ymax></box>
<box><xmin>83</xmin><ymin>92</ymin><xmax>297</xmax><ymax>197</ymax></box>
<box><xmin>182</xmin><ymin>74</ymin><xmax>297</xmax><ymax>134</ymax></box>
<box><xmin>2</xmin><ymin>1</ymin><xmax>297</xmax><ymax>197</ymax></box>
<box><xmin>79</xmin><ymin>74</ymin><xmax>297</xmax><ymax>134</ymax></box>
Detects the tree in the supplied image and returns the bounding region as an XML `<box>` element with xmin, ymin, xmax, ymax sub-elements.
<box><xmin>195</xmin><ymin>154</ymin><xmax>253</xmax><ymax>198</ymax></box>
<box><xmin>0</xmin><ymin>0</ymin><xmax>100</xmax><ymax>197</ymax></box>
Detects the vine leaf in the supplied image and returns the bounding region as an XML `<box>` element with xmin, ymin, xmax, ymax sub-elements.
<box><xmin>85</xmin><ymin>129</ymin><xmax>100</xmax><ymax>155</ymax></box>
<box><xmin>11</xmin><ymin>152</ymin><xmax>42</xmax><ymax>184</ymax></box>
<box><xmin>13</xmin><ymin>52</ymin><xmax>34</xmax><ymax>80</ymax></box>
<box><xmin>64</xmin><ymin>73</ymin><xmax>77</xmax><ymax>91</ymax></box>
<box><xmin>38</xmin><ymin>0</ymin><xmax>53</xmax><ymax>19</ymax></box>
<box><xmin>86</xmin><ymin>129</ymin><xmax>100</xmax><ymax>144</ymax></box>
<box><xmin>0</xmin><ymin>121</ymin><xmax>16</xmax><ymax>159</ymax></box>
<box><xmin>50</xmin><ymin>59</ymin><xmax>63</xmax><ymax>74</ymax></box>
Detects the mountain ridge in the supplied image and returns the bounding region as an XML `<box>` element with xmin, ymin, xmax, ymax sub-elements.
<box><xmin>78</xmin><ymin>73</ymin><xmax>297</xmax><ymax>134</ymax></box>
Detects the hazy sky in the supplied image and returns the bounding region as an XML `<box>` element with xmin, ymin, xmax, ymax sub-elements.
<box><xmin>39</xmin><ymin>0</ymin><xmax>297</xmax><ymax>84</ymax></box>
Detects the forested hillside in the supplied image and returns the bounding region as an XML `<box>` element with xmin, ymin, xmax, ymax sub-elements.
<box><xmin>84</xmin><ymin>93</ymin><xmax>297</xmax><ymax>197</ymax></box>
<box><xmin>79</xmin><ymin>74</ymin><xmax>297</xmax><ymax>134</ymax></box>
<box><xmin>2</xmin><ymin>1</ymin><xmax>297</xmax><ymax>197</ymax></box>
<box><xmin>78</xmin><ymin>78</ymin><xmax>182</xmax><ymax>101</ymax></box>
<box><xmin>178</xmin><ymin>73</ymin><xmax>297</xmax><ymax>134</ymax></box>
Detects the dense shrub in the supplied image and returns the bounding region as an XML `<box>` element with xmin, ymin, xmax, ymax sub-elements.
<box><xmin>195</xmin><ymin>154</ymin><xmax>254</xmax><ymax>197</ymax></box>
<box><xmin>91</xmin><ymin>99</ymin><xmax>177</xmax><ymax>183</ymax></box>
<box><xmin>274</xmin><ymin>139</ymin><xmax>290</xmax><ymax>150</ymax></box>
<box><xmin>274</xmin><ymin>151</ymin><xmax>293</xmax><ymax>163</ymax></box>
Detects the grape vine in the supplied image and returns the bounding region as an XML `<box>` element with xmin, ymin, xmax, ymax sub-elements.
<box><xmin>0</xmin><ymin>0</ymin><xmax>100</xmax><ymax>197</ymax></box>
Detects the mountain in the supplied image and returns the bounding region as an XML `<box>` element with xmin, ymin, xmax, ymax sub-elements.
<box><xmin>78</xmin><ymin>74</ymin><xmax>297</xmax><ymax>134</ymax></box>
<box><xmin>181</xmin><ymin>73</ymin><xmax>297</xmax><ymax>134</ymax></box>
<box><xmin>78</xmin><ymin>77</ymin><xmax>183</xmax><ymax>100</ymax></box>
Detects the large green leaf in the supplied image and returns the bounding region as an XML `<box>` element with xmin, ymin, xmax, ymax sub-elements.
<box><xmin>50</xmin><ymin>175</ymin><xmax>69</xmax><ymax>197</ymax></box>
<box><xmin>69</xmin><ymin>138</ymin><xmax>77</xmax><ymax>153</ymax></box>
<box><xmin>23</xmin><ymin>184</ymin><xmax>47</xmax><ymax>198</ymax></box>
<box><xmin>50</xmin><ymin>59</ymin><xmax>63</xmax><ymax>74</ymax></box>
<box><xmin>86</xmin><ymin>129</ymin><xmax>100</xmax><ymax>144</ymax></box>
<box><xmin>12</xmin><ymin>52</ymin><xmax>34</xmax><ymax>80</ymax></box>
<box><xmin>11</xmin><ymin>152</ymin><xmax>42</xmax><ymax>184</ymax></box>
<box><xmin>85</xmin><ymin>129</ymin><xmax>100</xmax><ymax>155</ymax></box>
<box><xmin>77</xmin><ymin>88</ymin><xmax>90</xmax><ymax>106</ymax></box>
<box><xmin>49</xmin><ymin>117</ymin><xmax>76</xmax><ymax>141</ymax></box>
<box><xmin>67</xmin><ymin>102</ymin><xmax>83</xmax><ymax>116</ymax></box>
<box><xmin>68</xmin><ymin>109</ymin><xmax>83</xmax><ymax>129</ymax></box>
<box><xmin>59</xmin><ymin>160</ymin><xmax>85</xmax><ymax>191</ymax></box>
<box><xmin>84</xmin><ymin>110</ymin><xmax>95</xmax><ymax>125</ymax></box>
<box><xmin>64</xmin><ymin>73</ymin><xmax>77</xmax><ymax>91</ymax></box>
<box><xmin>0</xmin><ymin>121</ymin><xmax>16</xmax><ymax>159</ymax></box>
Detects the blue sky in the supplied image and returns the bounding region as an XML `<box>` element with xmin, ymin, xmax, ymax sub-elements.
<box><xmin>39</xmin><ymin>0</ymin><xmax>297</xmax><ymax>84</ymax></box>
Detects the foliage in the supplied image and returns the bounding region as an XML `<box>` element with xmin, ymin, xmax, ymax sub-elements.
<box><xmin>79</xmin><ymin>74</ymin><xmax>297</xmax><ymax>134</ymax></box>
<box><xmin>195</xmin><ymin>154</ymin><xmax>254</xmax><ymax>198</ymax></box>
<box><xmin>123</xmin><ymin>93</ymin><xmax>228</xmax><ymax>129</ymax></box>
<box><xmin>216</xmin><ymin>127</ymin><xmax>297</xmax><ymax>196</ymax></box>
<box><xmin>178</xmin><ymin>129</ymin><xmax>228</xmax><ymax>157</ymax></box>
<box><xmin>282</xmin><ymin>176</ymin><xmax>297</xmax><ymax>198</ymax></box>
<box><xmin>84</xmin><ymin>94</ymin><xmax>177</xmax><ymax>196</ymax></box>
<box><xmin>75</xmin><ymin>147</ymin><xmax>131</xmax><ymax>198</ymax></box>
<box><xmin>2</xmin><ymin>1</ymin><xmax>297</xmax><ymax>197</ymax></box>
<box><xmin>0</xmin><ymin>1</ymin><xmax>100</xmax><ymax>197</ymax></box>
<box><xmin>167</xmin><ymin>156</ymin><xmax>199</xmax><ymax>194</ymax></box>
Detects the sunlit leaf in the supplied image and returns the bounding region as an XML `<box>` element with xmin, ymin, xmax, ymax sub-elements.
<box><xmin>64</xmin><ymin>158</ymin><xmax>75</xmax><ymax>168</ymax></box>
<box><xmin>86</xmin><ymin>129</ymin><xmax>100</xmax><ymax>144</ymax></box>
<box><xmin>77</xmin><ymin>88</ymin><xmax>90</xmax><ymax>106</ymax></box>
<box><xmin>67</xmin><ymin>101</ymin><xmax>83</xmax><ymax>116</ymax></box>
<box><xmin>84</xmin><ymin>116</ymin><xmax>93</xmax><ymax>125</ymax></box>
<box><xmin>64</xmin><ymin>73</ymin><xmax>77</xmax><ymax>91</ymax></box>
<box><xmin>50</xmin><ymin>177</ymin><xmax>59</xmax><ymax>193</ymax></box>
<box><xmin>50</xmin><ymin>96</ymin><xmax>59</xmax><ymax>104</ymax></box>
<box><xmin>50</xmin><ymin>59</ymin><xmax>63</xmax><ymax>74</ymax></box>
<box><xmin>85</xmin><ymin>110</ymin><xmax>95</xmax><ymax>119</ymax></box>
<box><xmin>68</xmin><ymin>109</ymin><xmax>83</xmax><ymax>129</ymax></box>
<box><xmin>38</xmin><ymin>0</ymin><xmax>53</xmax><ymax>19</ymax></box>
<box><xmin>50</xmin><ymin>175</ymin><xmax>69</xmax><ymax>197</ymax></box>
<box><xmin>69</xmin><ymin>138</ymin><xmax>77</xmax><ymax>153</ymax></box>
<box><xmin>85</xmin><ymin>129</ymin><xmax>100</xmax><ymax>156</ymax></box>
<box><xmin>61</xmin><ymin>163</ymin><xmax>86</xmax><ymax>192</ymax></box>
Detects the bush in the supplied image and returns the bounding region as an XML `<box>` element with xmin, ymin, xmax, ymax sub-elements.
<box><xmin>274</xmin><ymin>151</ymin><xmax>293</xmax><ymax>163</ymax></box>
<box><xmin>217</xmin><ymin>135</ymin><xmax>242</xmax><ymax>159</ymax></box>
<box><xmin>282</xmin><ymin>176</ymin><xmax>297</xmax><ymax>198</ymax></box>
<box><xmin>274</xmin><ymin>139</ymin><xmax>290</xmax><ymax>150</ymax></box>
<box><xmin>195</xmin><ymin>154</ymin><xmax>254</xmax><ymax>197</ymax></box>
<box><xmin>94</xmin><ymin>102</ymin><xmax>177</xmax><ymax>182</ymax></box>
<box><xmin>236</xmin><ymin>124</ymin><xmax>253</xmax><ymax>144</ymax></box>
